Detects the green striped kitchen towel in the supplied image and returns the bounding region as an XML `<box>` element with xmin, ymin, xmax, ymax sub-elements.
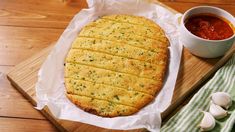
<box><xmin>161</xmin><ymin>53</ymin><xmax>235</xmax><ymax>132</ymax></box>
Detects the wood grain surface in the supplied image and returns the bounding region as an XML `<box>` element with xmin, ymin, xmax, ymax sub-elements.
<box><xmin>1</xmin><ymin>0</ymin><xmax>235</xmax><ymax>132</ymax></box>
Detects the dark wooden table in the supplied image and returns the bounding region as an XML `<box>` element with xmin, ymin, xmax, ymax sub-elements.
<box><xmin>0</xmin><ymin>0</ymin><xmax>234</xmax><ymax>131</ymax></box>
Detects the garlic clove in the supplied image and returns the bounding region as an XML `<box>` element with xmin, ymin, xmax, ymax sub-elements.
<box><xmin>199</xmin><ymin>111</ymin><xmax>216</xmax><ymax>131</ymax></box>
<box><xmin>209</xmin><ymin>102</ymin><xmax>227</xmax><ymax>119</ymax></box>
<box><xmin>211</xmin><ymin>92</ymin><xmax>232</xmax><ymax>109</ymax></box>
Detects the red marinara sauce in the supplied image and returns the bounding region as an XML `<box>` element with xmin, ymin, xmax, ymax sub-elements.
<box><xmin>185</xmin><ymin>14</ymin><xmax>234</xmax><ymax>40</ymax></box>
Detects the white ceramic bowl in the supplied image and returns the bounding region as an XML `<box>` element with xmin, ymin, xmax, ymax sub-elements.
<box><xmin>180</xmin><ymin>6</ymin><xmax>235</xmax><ymax>58</ymax></box>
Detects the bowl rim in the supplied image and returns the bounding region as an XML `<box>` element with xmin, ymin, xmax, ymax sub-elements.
<box><xmin>181</xmin><ymin>6</ymin><xmax>235</xmax><ymax>42</ymax></box>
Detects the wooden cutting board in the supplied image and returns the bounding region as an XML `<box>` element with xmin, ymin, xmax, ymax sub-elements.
<box><xmin>7</xmin><ymin>1</ymin><xmax>235</xmax><ymax>132</ymax></box>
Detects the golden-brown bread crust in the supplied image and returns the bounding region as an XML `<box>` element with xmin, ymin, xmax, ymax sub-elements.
<box><xmin>64</xmin><ymin>63</ymin><xmax>163</xmax><ymax>95</ymax></box>
<box><xmin>71</xmin><ymin>37</ymin><xmax>167</xmax><ymax>64</ymax></box>
<box><xmin>66</xmin><ymin>94</ymin><xmax>139</xmax><ymax>117</ymax></box>
<box><xmin>65</xmin><ymin>78</ymin><xmax>154</xmax><ymax>109</ymax></box>
<box><xmin>64</xmin><ymin>15</ymin><xmax>169</xmax><ymax>117</ymax></box>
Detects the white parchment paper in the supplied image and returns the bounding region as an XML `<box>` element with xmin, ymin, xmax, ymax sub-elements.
<box><xmin>35</xmin><ymin>0</ymin><xmax>182</xmax><ymax>131</ymax></box>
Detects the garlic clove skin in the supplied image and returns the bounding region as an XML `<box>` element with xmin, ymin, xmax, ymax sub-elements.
<box><xmin>211</xmin><ymin>92</ymin><xmax>232</xmax><ymax>109</ymax></box>
<box><xmin>209</xmin><ymin>102</ymin><xmax>228</xmax><ymax>119</ymax></box>
<box><xmin>199</xmin><ymin>111</ymin><xmax>216</xmax><ymax>131</ymax></box>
